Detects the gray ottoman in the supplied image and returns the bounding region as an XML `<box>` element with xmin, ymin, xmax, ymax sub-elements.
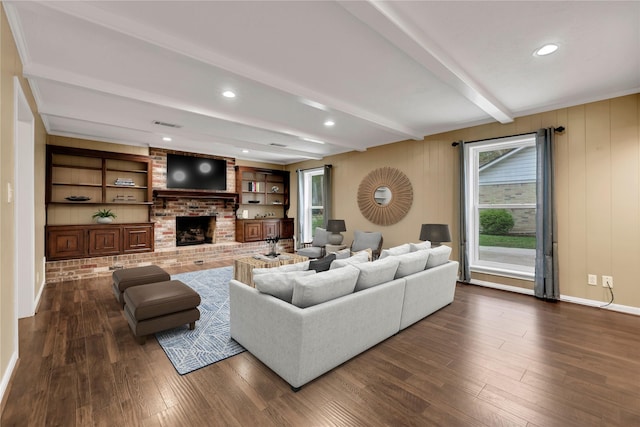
<box><xmin>123</xmin><ymin>280</ymin><xmax>201</xmax><ymax>344</ymax></box>
<box><xmin>112</xmin><ymin>265</ymin><xmax>170</xmax><ymax>307</ymax></box>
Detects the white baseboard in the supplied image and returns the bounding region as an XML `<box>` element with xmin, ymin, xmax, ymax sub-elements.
<box><xmin>0</xmin><ymin>351</ymin><xmax>18</xmax><ymax>409</ymax></box>
<box><xmin>468</xmin><ymin>279</ymin><xmax>640</xmax><ymax>316</ymax></box>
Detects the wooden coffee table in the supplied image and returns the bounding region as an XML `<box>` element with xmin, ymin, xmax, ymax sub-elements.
<box><xmin>233</xmin><ymin>253</ymin><xmax>308</xmax><ymax>287</ymax></box>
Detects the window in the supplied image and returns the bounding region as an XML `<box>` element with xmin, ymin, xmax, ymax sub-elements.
<box><xmin>465</xmin><ymin>134</ymin><xmax>536</xmax><ymax>279</ymax></box>
<box><xmin>300</xmin><ymin>167</ymin><xmax>325</xmax><ymax>243</ymax></box>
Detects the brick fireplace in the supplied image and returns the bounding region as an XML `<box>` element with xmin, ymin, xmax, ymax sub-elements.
<box><xmin>150</xmin><ymin>148</ymin><xmax>237</xmax><ymax>249</ymax></box>
<box><xmin>176</xmin><ymin>215</ymin><xmax>216</xmax><ymax>246</ymax></box>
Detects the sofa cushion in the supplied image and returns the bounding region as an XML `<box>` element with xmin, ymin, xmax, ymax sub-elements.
<box><xmin>351</xmin><ymin>231</ymin><xmax>382</xmax><ymax>252</ymax></box>
<box><xmin>309</xmin><ymin>253</ymin><xmax>336</xmax><ymax>272</ymax></box>
<box><xmin>253</xmin><ymin>260</ymin><xmax>310</xmax><ymax>275</ymax></box>
<box><xmin>394</xmin><ymin>250</ymin><xmax>430</xmax><ymax>278</ymax></box>
<box><xmin>410</xmin><ymin>241</ymin><xmax>432</xmax><ymax>252</ymax></box>
<box><xmin>291</xmin><ymin>265</ymin><xmax>359</xmax><ymax>308</ymax></box>
<box><xmin>426</xmin><ymin>245</ymin><xmax>452</xmax><ymax>269</ymax></box>
<box><xmin>330</xmin><ymin>250</ymin><xmax>370</xmax><ymax>269</ymax></box>
<box><xmin>254</xmin><ymin>270</ymin><xmax>317</xmax><ymax>303</ymax></box>
<box><xmin>354</xmin><ymin>257</ymin><xmax>400</xmax><ymax>291</ymax></box>
<box><xmin>379</xmin><ymin>243</ymin><xmax>411</xmax><ymax>259</ymax></box>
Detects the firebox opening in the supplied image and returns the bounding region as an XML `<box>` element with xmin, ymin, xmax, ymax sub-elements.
<box><xmin>176</xmin><ymin>216</ymin><xmax>216</xmax><ymax>246</ymax></box>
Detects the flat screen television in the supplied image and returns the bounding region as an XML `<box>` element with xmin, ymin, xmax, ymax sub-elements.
<box><xmin>166</xmin><ymin>154</ymin><xmax>227</xmax><ymax>191</ymax></box>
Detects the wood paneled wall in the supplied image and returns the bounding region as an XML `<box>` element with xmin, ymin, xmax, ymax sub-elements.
<box><xmin>288</xmin><ymin>94</ymin><xmax>640</xmax><ymax>309</ymax></box>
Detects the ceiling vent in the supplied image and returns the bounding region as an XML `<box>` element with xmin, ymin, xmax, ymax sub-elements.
<box><xmin>269</xmin><ymin>143</ymin><xmax>287</xmax><ymax>147</ymax></box>
<box><xmin>152</xmin><ymin>120</ymin><xmax>182</xmax><ymax>129</ymax></box>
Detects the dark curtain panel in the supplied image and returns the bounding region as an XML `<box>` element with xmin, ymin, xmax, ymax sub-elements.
<box><xmin>322</xmin><ymin>165</ymin><xmax>332</xmax><ymax>228</ymax></box>
<box><xmin>296</xmin><ymin>169</ymin><xmax>304</xmax><ymax>248</ymax></box>
<box><xmin>534</xmin><ymin>128</ymin><xmax>559</xmax><ymax>300</ymax></box>
<box><xmin>458</xmin><ymin>141</ymin><xmax>471</xmax><ymax>282</ymax></box>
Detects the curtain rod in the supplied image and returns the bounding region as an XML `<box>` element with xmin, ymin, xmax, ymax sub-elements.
<box><xmin>295</xmin><ymin>164</ymin><xmax>332</xmax><ymax>173</ymax></box>
<box><xmin>451</xmin><ymin>126</ymin><xmax>565</xmax><ymax>147</ymax></box>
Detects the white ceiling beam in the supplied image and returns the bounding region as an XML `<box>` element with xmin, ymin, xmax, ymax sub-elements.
<box><xmin>40</xmin><ymin>109</ymin><xmax>325</xmax><ymax>161</ymax></box>
<box><xmin>35</xmin><ymin>0</ymin><xmax>424</xmax><ymax>141</ymax></box>
<box><xmin>339</xmin><ymin>0</ymin><xmax>514</xmax><ymax>124</ymax></box>
<box><xmin>24</xmin><ymin>62</ymin><xmax>357</xmax><ymax>152</ymax></box>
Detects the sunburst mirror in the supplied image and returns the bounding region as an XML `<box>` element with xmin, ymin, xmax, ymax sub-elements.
<box><xmin>357</xmin><ymin>167</ymin><xmax>413</xmax><ymax>226</ymax></box>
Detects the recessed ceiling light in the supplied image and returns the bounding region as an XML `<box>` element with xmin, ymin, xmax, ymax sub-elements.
<box><xmin>162</xmin><ymin>136</ymin><xmax>172</xmax><ymax>142</ymax></box>
<box><xmin>241</xmin><ymin>149</ymin><xmax>249</xmax><ymax>153</ymax></box>
<box><xmin>222</xmin><ymin>90</ymin><xmax>236</xmax><ymax>98</ymax></box>
<box><xmin>324</xmin><ymin>120</ymin><xmax>335</xmax><ymax>127</ymax></box>
<box><xmin>534</xmin><ymin>43</ymin><xmax>559</xmax><ymax>56</ymax></box>
<box><xmin>303</xmin><ymin>137</ymin><xmax>325</xmax><ymax>144</ymax></box>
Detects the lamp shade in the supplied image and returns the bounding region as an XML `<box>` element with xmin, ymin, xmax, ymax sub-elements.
<box><xmin>419</xmin><ymin>224</ymin><xmax>451</xmax><ymax>244</ymax></box>
<box><xmin>327</xmin><ymin>219</ymin><xmax>347</xmax><ymax>232</ymax></box>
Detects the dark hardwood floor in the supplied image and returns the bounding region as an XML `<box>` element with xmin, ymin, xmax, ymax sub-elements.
<box><xmin>2</xmin><ymin>260</ymin><xmax>639</xmax><ymax>426</ymax></box>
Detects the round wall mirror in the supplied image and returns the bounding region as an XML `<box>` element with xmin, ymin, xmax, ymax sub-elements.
<box><xmin>357</xmin><ymin>167</ymin><xmax>413</xmax><ymax>226</ymax></box>
<box><xmin>374</xmin><ymin>186</ymin><xmax>392</xmax><ymax>206</ymax></box>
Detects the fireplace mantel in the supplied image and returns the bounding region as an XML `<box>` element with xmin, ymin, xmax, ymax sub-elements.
<box><xmin>153</xmin><ymin>189</ymin><xmax>238</xmax><ymax>208</ymax></box>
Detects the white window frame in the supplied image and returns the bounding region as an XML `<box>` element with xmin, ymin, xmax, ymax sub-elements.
<box><xmin>301</xmin><ymin>167</ymin><xmax>324</xmax><ymax>243</ymax></box>
<box><xmin>465</xmin><ymin>134</ymin><xmax>536</xmax><ymax>280</ymax></box>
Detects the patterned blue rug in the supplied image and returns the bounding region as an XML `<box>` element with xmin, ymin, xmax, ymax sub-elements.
<box><xmin>155</xmin><ymin>266</ymin><xmax>246</xmax><ymax>375</ymax></box>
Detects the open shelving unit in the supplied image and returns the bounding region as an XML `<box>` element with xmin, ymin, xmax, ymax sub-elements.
<box><xmin>45</xmin><ymin>145</ymin><xmax>154</xmax><ymax>260</ymax></box>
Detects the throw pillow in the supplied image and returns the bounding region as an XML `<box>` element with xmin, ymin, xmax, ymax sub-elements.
<box><xmin>333</xmin><ymin>247</ymin><xmax>351</xmax><ymax>259</ymax></box>
<box><xmin>329</xmin><ymin>250</ymin><xmax>370</xmax><ymax>269</ymax></box>
<box><xmin>379</xmin><ymin>243</ymin><xmax>411</xmax><ymax>259</ymax></box>
<box><xmin>354</xmin><ymin>257</ymin><xmax>400</xmax><ymax>291</ymax></box>
<box><xmin>254</xmin><ymin>270</ymin><xmax>317</xmax><ymax>303</ymax></box>
<box><xmin>351</xmin><ymin>248</ymin><xmax>373</xmax><ymax>261</ymax></box>
<box><xmin>410</xmin><ymin>241</ymin><xmax>432</xmax><ymax>252</ymax></box>
<box><xmin>426</xmin><ymin>245</ymin><xmax>452</xmax><ymax>268</ymax></box>
<box><xmin>394</xmin><ymin>250</ymin><xmax>430</xmax><ymax>278</ymax></box>
<box><xmin>308</xmin><ymin>253</ymin><xmax>336</xmax><ymax>272</ymax></box>
<box><xmin>351</xmin><ymin>230</ymin><xmax>382</xmax><ymax>252</ymax></box>
<box><xmin>311</xmin><ymin>227</ymin><xmax>329</xmax><ymax>247</ymax></box>
<box><xmin>291</xmin><ymin>265</ymin><xmax>359</xmax><ymax>308</ymax></box>
<box><xmin>252</xmin><ymin>260</ymin><xmax>310</xmax><ymax>275</ymax></box>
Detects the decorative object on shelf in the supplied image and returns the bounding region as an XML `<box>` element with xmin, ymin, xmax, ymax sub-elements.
<box><xmin>65</xmin><ymin>196</ymin><xmax>91</xmax><ymax>202</ymax></box>
<box><xmin>265</xmin><ymin>236</ymin><xmax>280</xmax><ymax>257</ymax></box>
<box><xmin>327</xmin><ymin>219</ymin><xmax>347</xmax><ymax>245</ymax></box>
<box><xmin>419</xmin><ymin>224</ymin><xmax>451</xmax><ymax>247</ymax></box>
<box><xmin>271</xmin><ymin>185</ymin><xmax>280</xmax><ymax>193</ymax></box>
<box><xmin>357</xmin><ymin>167</ymin><xmax>413</xmax><ymax>226</ymax></box>
<box><xmin>113</xmin><ymin>194</ymin><xmax>136</xmax><ymax>202</ymax></box>
<box><xmin>92</xmin><ymin>208</ymin><xmax>117</xmax><ymax>224</ymax></box>
<box><xmin>114</xmin><ymin>177</ymin><xmax>135</xmax><ymax>186</ymax></box>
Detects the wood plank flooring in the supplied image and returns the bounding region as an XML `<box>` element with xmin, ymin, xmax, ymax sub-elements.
<box><xmin>2</xmin><ymin>260</ymin><xmax>639</xmax><ymax>426</ymax></box>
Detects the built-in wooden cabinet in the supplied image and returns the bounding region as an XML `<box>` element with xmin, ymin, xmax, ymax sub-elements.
<box><xmin>46</xmin><ymin>223</ymin><xmax>154</xmax><ymax>260</ymax></box>
<box><xmin>234</xmin><ymin>166</ymin><xmax>293</xmax><ymax>243</ymax></box>
<box><xmin>46</xmin><ymin>145</ymin><xmax>155</xmax><ymax>260</ymax></box>
<box><xmin>235</xmin><ymin>218</ymin><xmax>294</xmax><ymax>243</ymax></box>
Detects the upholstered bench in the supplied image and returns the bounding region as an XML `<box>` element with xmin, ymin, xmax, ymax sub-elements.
<box><xmin>123</xmin><ymin>280</ymin><xmax>201</xmax><ymax>344</ymax></box>
<box><xmin>112</xmin><ymin>265</ymin><xmax>171</xmax><ymax>308</ymax></box>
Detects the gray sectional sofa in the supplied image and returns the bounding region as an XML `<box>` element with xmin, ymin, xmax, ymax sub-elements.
<box><xmin>229</xmin><ymin>245</ymin><xmax>459</xmax><ymax>390</ymax></box>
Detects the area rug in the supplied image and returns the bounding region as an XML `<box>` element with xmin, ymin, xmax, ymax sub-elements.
<box><xmin>155</xmin><ymin>266</ymin><xmax>246</xmax><ymax>375</ymax></box>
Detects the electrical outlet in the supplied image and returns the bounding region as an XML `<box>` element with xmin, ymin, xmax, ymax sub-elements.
<box><xmin>588</xmin><ymin>274</ymin><xmax>597</xmax><ymax>286</ymax></box>
<box><xmin>602</xmin><ymin>275</ymin><xmax>613</xmax><ymax>288</ymax></box>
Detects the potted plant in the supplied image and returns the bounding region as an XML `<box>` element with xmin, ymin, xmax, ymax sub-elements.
<box><xmin>92</xmin><ymin>208</ymin><xmax>117</xmax><ymax>224</ymax></box>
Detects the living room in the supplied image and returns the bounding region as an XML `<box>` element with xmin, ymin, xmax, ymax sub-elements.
<box><xmin>2</xmin><ymin>1</ymin><xmax>640</xmax><ymax>425</ymax></box>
